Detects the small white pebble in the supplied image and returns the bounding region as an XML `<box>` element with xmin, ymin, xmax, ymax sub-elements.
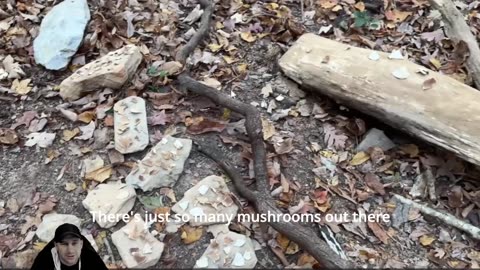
<box><xmin>275</xmin><ymin>95</ymin><xmax>285</xmax><ymax>101</ymax></box>
<box><xmin>198</xmin><ymin>185</ymin><xmax>209</xmax><ymax>195</ymax></box>
<box><xmin>179</xmin><ymin>200</ymin><xmax>189</xmax><ymax>210</ymax></box>
<box><xmin>232</xmin><ymin>252</ymin><xmax>245</xmax><ymax>266</ymax></box>
<box><xmin>174</xmin><ymin>140</ymin><xmax>183</xmax><ymax>149</ymax></box>
<box><xmin>196</xmin><ymin>256</ymin><xmax>209</xmax><ymax>268</ymax></box>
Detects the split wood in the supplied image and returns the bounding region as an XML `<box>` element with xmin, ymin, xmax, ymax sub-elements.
<box><xmin>172</xmin><ymin>0</ymin><xmax>353</xmax><ymax>267</ymax></box>
<box><xmin>393</xmin><ymin>194</ymin><xmax>480</xmax><ymax>240</ymax></box>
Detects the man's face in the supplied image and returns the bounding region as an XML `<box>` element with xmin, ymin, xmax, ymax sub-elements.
<box><xmin>55</xmin><ymin>237</ymin><xmax>83</xmax><ymax>266</ymax></box>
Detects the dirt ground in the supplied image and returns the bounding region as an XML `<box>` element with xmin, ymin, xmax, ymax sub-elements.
<box><xmin>1</xmin><ymin>0</ymin><xmax>480</xmax><ymax>268</ymax></box>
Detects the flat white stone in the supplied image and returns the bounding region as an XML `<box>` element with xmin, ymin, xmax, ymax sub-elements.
<box><xmin>36</xmin><ymin>213</ymin><xmax>82</xmax><ymax>242</ymax></box>
<box><xmin>193</xmin><ymin>231</ymin><xmax>257</xmax><ymax>268</ymax></box>
<box><xmin>82</xmin><ymin>182</ymin><xmax>136</xmax><ymax>228</ymax></box>
<box><xmin>59</xmin><ymin>45</ymin><xmax>142</xmax><ymax>101</ymax></box>
<box><xmin>113</xmin><ymin>96</ymin><xmax>149</xmax><ymax>154</ymax></box>
<box><xmin>126</xmin><ymin>136</ymin><xmax>192</xmax><ymax>191</ymax></box>
<box><xmin>171</xmin><ymin>175</ymin><xmax>238</xmax><ymax>226</ymax></box>
<box><xmin>111</xmin><ymin>214</ymin><xmax>164</xmax><ymax>268</ymax></box>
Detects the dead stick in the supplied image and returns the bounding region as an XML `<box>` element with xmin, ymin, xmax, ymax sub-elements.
<box><xmin>429</xmin><ymin>0</ymin><xmax>480</xmax><ymax>88</ymax></box>
<box><xmin>393</xmin><ymin>194</ymin><xmax>480</xmax><ymax>240</ymax></box>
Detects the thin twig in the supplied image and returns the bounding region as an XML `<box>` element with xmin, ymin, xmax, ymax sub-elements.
<box><xmin>393</xmin><ymin>194</ymin><xmax>480</xmax><ymax>240</ymax></box>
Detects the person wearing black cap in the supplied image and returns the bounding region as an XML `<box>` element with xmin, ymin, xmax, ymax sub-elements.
<box><xmin>30</xmin><ymin>223</ymin><xmax>109</xmax><ymax>270</ymax></box>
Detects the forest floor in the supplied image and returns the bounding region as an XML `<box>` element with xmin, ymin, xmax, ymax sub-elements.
<box><xmin>0</xmin><ymin>0</ymin><xmax>480</xmax><ymax>268</ymax></box>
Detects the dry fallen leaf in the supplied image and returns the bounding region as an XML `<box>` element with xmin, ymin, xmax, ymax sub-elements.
<box><xmin>240</xmin><ymin>32</ymin><xmax>256</xmax><ymax>43</ymax></box>
<box><xmin>261</xmin><ymin>83</ymin><xmax>273</xmax><ymax>98</ymax></box>
<box><xmin>11</xmin><ymin>78</ymin><xmax>32</xmax><ymax>95</ymax></box>
<box><xmin>350</xmin><ymin>151</ymin><xmax>370</xmax><ymax>166</ymax></box>
<box><xmin>399</xmin><ymin>144</ymin><xmax>419</xmax><ymax>157</ymax></box>
<box><xmin>367</xmin><ymin>221</ymin><xmax>389</xmax><ymax>244</ymax></box>
<box><xmin>276</xmin><ymin>233</ymin><xmax>299</xmax><ymax>254</ymax></box>
<box><xmin>76</xmin><ymin>121</ymin><xmax>96</xmax><ymax>140</ymax></box>
<box><xmin>25</xmin><ymin>132</ymin><xmax>56</xmax><ymax>148</ymax></box>
<box><xmin>0</xmin><ymin>128</ymin><xmax>19</xmax><ymax>145</ymax></box>
<box><xmin>181</xmin><ymin>225</ymin><xmax>203</xmax><ymax>244</ymax></box>
<box><xmin>85</xmin><ymin>166</ymin><xmax>112</xmax><ymax>182</ymax></box>
<box><xmin>63</xmin><ymin>128</ymin><xmax>80</xmax><ymax>141</ymax></box>
<box><xmin>261</xmin><ymin>118</ymin><xmax>275</xmax><ymax>140</ymax></box>
<box><xmin>3</xmin><ymin>55</ymin><xmax>25</xmax><ymax>79</ymax></box>
<box><xmin>187</xmin><ymin>117</ymin><xmax>227</xmax><ymax>134</ymax></box>
<box><xmin>45</xmin><ymin>149</ymin><xmax>61</xmax><ymax>164</ymax></box>
<box><xmin>364</xmin><ymin>173</ymin><xmax>386</xmax><ymax>195</ymax></box>
<box><xmin>419</xmin><ymin>235</ymin><xmax>436</xmax><ymax>246</ymax></box>
<box><xmin>78</xmin><ymin>111</ymin><xmax>96</xmax><ymax>123</ymax></box>
<box><xmin>65</xmin><ymin>182</ymin><xmax>77</xmax><ymax>192</ymax></box>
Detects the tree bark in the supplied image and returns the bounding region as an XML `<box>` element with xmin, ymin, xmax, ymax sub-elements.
<box><xmin>279</xmin><ymin>33</ymin><xmax>480</xmax><ymax>168</ymax></box>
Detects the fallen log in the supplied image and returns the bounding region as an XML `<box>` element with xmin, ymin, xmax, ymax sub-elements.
<box><xmin>278</xmin><ymin>33</ymin><xmax>480</xmax><ymax>168</ymax></box>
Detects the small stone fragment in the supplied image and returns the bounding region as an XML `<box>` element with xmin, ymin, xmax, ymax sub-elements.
<box><xmin>198</xmin><ymin>185</ymin><xmax>209</xmax><ymax>195</ymax></box>
<box><xmin>114</xmin><ymin>96</ymin><xmax>149</xmax><ymax>154</ymax></box>
<box><xmin>111</xmin><ymin>214</ymin><xmax>164</xmax><ymax>268</ymax></box>
<box><xmin>126</xmin><ymin>136</ymin><xmax>192</xmax><ymax>191</ymax></box>
<box><xmin>356</xmin><ymin>128</ymin><xmax>396</xmax><ymax>152</ymax></box>
<box><xmin>82</xmin><ymin>182</ymin><xmax>136</xmax><ymax>228</ymax></box>
<box><xmin>195</xmin><ymin>256</ymin><xmax>209</xmax><ymax>268</ymax></box>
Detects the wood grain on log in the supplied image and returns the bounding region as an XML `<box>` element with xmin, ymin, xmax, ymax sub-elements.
<box><xmin>279</xmin><ymin>33</ymin><xmax>480</xmax><ymax>167</ymax></box>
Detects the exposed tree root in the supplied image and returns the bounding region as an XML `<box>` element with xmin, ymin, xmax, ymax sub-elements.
<box><xmin>173</xmin><ymin>0</ymin><xmax>354</xmax><ymax>268</ymax></box>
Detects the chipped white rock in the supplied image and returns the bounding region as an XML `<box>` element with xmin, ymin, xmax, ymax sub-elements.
<box><xmin>356</xmin><ymin>128</ymin><xmax>396</xmax><ymax>152</ymax></box>
<box><xmin>392</xmin><ymin>67</ymin><xmax>410</xmax><ymax>80</ymax></box>
<box><xmin>111</xmin><ymin>214</ymin><xmax>164</xmax><ymax>268</ymax></box>
<box><xmin>59</xmin><ymin>45</ymin><xmax>142</xmax><ymax>101</ymax></box>
<box><xmin>172</xmin><ymin>175</ymin><xmax>238</xmax><ymax>226</ymax></box>
<box><xmin>388</xmin><ymin>49</ymin><xmax>404</xmax><ymax>60</ymax></box>
<box><xmin>113</xmin><ymin>96</ymin><xmax>149</xmax><ymax>154</ymax></box>
<box><xmin>82</xmin><ymin>182</ymin><xmax>136</xmax><ymax>228</ymax></box>
<box><xmin>368</xmin><ymin>51</ymin><xmax>380</xmax><ymax>61</ymax></box>
<box><xmin>195</xmin><ymin>256</ymin><xmax>209</xmax><ymax>268</ymax></box>
<box><xmin>193</xmin><ymin>231</ymin><xmax>257</xmax><ymax>268</ymax></box>
<box><xmin>126</xmin><ymin>136</ymin><xmax>192</xmax><ymax>191</ymax></box>
<box><xmin>198</xmin><ymin>185</ymin><xmax>209</xmax><ymax>195</ymax></box>
<box><xmin>36</xmin><ymin>213</ymin><xmax>82</xmax><ymax>242</ymax></box>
